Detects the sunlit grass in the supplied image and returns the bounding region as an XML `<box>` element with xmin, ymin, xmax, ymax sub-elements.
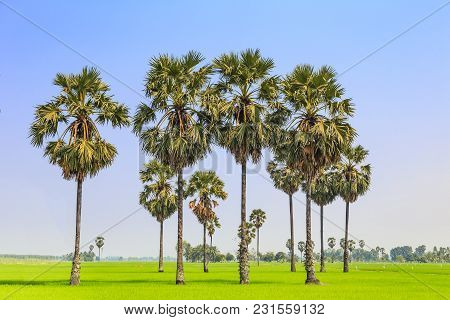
<box><xmin>0</xmin><ymin>261</ymin><xmax>448</xmax><ymax>299</ymax></box>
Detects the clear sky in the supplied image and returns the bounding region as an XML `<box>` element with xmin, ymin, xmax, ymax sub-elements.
<box><xmin>1</xmin><ymin>0</ymin><xmax>449</xmax><ymax>258</ymax></box>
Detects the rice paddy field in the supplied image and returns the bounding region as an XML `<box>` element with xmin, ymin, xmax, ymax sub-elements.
<box><xmin>0</xmin><ymin>261</ymin><xmax>448</xmax><ymax>300</ymax></box>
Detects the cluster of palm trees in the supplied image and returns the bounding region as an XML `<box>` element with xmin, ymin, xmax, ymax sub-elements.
<box><xmin>30</xmin><ymin>49</ymin><xmax>371</xmax><ymax>286</ymax></box>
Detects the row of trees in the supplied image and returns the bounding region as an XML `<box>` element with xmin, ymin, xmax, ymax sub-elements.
<box><xmin>30</xmin><ymin>49</ymin><xmax>371</xmax><ymax>286</ymax></box>
<box><xmin>390</xmin><ymin>246</ymin><xmax>450</xmax><ymax>263</ymax></box>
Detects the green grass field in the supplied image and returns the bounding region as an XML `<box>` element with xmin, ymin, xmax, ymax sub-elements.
<box><xmin>0</xmin><ymin>261</ymin><xmax>448</xmax><ymax>299</ymax></box>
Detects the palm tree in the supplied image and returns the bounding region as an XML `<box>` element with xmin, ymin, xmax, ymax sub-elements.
<box><xmin>348</xmin><ymin>239</ymin><xmax>356</xmax><ymax>262</ymax></box>
<box><xmin>139</xmin><ymin>160</ymin><xmax>177</xmax><ymax>272</ymax></box>
<box><xmin>267</xmin><ymin>160</ymin><xmax>302</xmax><ymax>272</ymax></box>
<box><xmin>359</xmin><ymin>240</ymin><xmax>365</xmax><ymax>249</ymax></box>
<box><xmin>133</xmin><ymin>52</ymin><xmax>213</xmax><ymax>284</ymax></box>
<box><xmin>307</xmin><ymin>170</ymin><xmax>338</xmax><ymax>272</ymax></box>
<box><xmin>249</xmin><ymin>209</ymin><xmax>267</xmax><ymax>266</ymax></box>
<box><xmin>213</xmin><ymin>49</ymin><xmax>278</xmax><ymax>284</ymax></box>
<box><xmin>335</xmin><ymin>145</ymin><xmax>371</xmax><ymax>272</ymax></box>
<box><xmin>186</xmin><ymin>171</ymin><xmax>227</xmax><ymax>273</ymax></box>
<box><xmin>298</xmin><ymin>241</ymin><xmax>305</xmax><ymax>262</ymax></box>
<box><xmin>207</xmin><ymin>215</ymin><xmax>221</xmax><ymax>262</ymax></box>
<box><xmin>277</xmin><ymin>65</ymin><xmax>356</xmax><ymax>284</ymax></box>
<box><xmin>29</xmin><ymin>67</ymin><xmax>129</xmax><ymax>285</ymax></box>
<box><xmin>328</xmin><ymin>237</ymin><xmax>336</xmax><ymax>262</ymax></box>
<box><xmin>207</xmin><ymin>215</ymin><xmax>221</xmax><ymax>247</ymax></box>
<box><xmin>95</xmin><ymin>236</ymin><xmax>105</xmax><ymax>261</ymax></box>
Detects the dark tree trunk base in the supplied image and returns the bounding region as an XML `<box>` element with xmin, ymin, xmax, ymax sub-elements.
<box><xmin>305</xmin><ymin>278</ymin><xmax>321</xmax><ymax>285</ymax></box>
<box><xmin>70</xmin><ymin>259</ymin><xmax>81</xmax><ymax>286</ymax></box>
<box><xmin>176</xmin><ymin>280</ymin><xmax>185</xmax><ymax>285</ymax></box>
<box><xmin>158</xmin><ymin>270</ymin><xmax>164</xmax><ymax>273</ymax></box>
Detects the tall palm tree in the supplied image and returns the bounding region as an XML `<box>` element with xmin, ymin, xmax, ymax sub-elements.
<box><xmin>186</xmin><ymin>171</ymin><xmax>227</xmax><ymax>273</ymax></box>
<box><xmin>267</xmin><ymin>160</ymin><xmax>302</xmax><ymax>272</ymax></box>
<box><xmin>29</xmin><ymin>67</ymin><xmax>129</xmax><ymax>285</ymax></box>
<box><xmin>249</xmin><ymin>209</ymin><xmax>267</xmax><ymax>266</ymax></box>
<box><xmin>95</xmin><ymin>236</ymin><xmax>105</xmax><ymax>261</ymax></box>
<box><xmin>277</xmin><ymin>65</ymin><xmax>356</xmax><ymax>284</ymax></box>
<box><xmin>298</xmin><ymin>241</ymin><xmax>305</xmax><ymax>262</ymax></box>
<box><xmin>335</xmin><ymin>145</ymin><xmax>371</xmax><ymax>272</ymax></box>
<box><xmin>213</xmin><ymin>49</ymin><xmax>278</xmax><ymax>284</ymax></box>
<box><xmin>133</xmin><ymin>52</ymin><xmax>213</xmax><ymax>284</ymax></box>
<box><xmin>307</xmin><ymin>170</ymin><xmax>338</xmax><ymax>272</ymax></box>
<box><xmin>139</xmin><ymin>160</ymin><xmax>177</xmax><ymax>272</ymax></box>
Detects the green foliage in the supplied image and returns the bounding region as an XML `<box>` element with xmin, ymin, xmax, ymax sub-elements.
<box><xmin>249</xmin><ymin>209</ymin><xmax>266</xmax><ymax>229</ymax></box>
<box><xmin>29</xmin><ymin>67</ymin><xmax>129</xmax><ymax>181</ymax></box>
<box><xmin>212</xmin><ymin>49</ymin><xmax>279</xmax><ymax>164</ymax></box>
<box><xmin>327</xmin><ymin>237</ymin><xmax>336</xmax><ymax>249</ymax></box>
<box><xmin>275</xmin><ymin>64</ymin><xmax>356</xmax><ymax>182</ymax></box>
<box><xmin>95</xmin><ymin>237</ymin><xmax>105</xmax><ymax>252</ymax></box>
<box><xmin>267</xmin><ymin>160</ymin><xmax>303</xmax><ymax>195</ymax></box>
<box><xmin>133</xmin><ymin>52</ymin><xmax>214</xmax><ymax>171</ymax></box>
<box><xmin>275</xmin><ymin>252</ymin><xmax>287</xmax><ymax>262</ymax></box>
<box><xmin>186</xmin><ymin>171</ymin><xmax>227</xmax><ymax>225</ymax></box>
<box><xmin>308</xmin><ymin>169</ymin><xmax>338</xmax><ymax>207</ymax></box>
<box><xmin>225</xmin><ymin>253</ymin><xmax>235</xmax><ymax>262</ymax></box>
<box><xmin>335</xmin><ymin>145</ymin><xmax>371</xmax><ymax>203</ymax></box>
<box><xmin>139</xmin><ymin>160</ymin><xmax>177</xmax><ymax>223</ymax></box>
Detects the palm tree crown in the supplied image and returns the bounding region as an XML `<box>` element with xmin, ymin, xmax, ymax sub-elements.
<box><xmin>133</xmin><ymin>51</ymin><xmax>214</xmax><ymax>170</ymax></box>
<box><xmin>186</xmin><ymin>171</ymin><xmax>228</xmax><ymax>224</ymax></box>
<box><xmin>308</xmin><ymin>170</ymin><xmax>338</xmax><ymax>207</ymax></box>
<box><xmin>328</xmin><ymin>237</ymin><xmax>336</xmax><ymax>249</ymax></box>
<box><xmin>249</xmin><ymin>209</ymin><xmax>267</xmax><ymax>229</ymax></box>
<box><xmin>267</xmin><ymin>160</ymin><xmax>303</xmax><ymax>196</ymax></box>
<box><xmin>278</xmin><ymin>64</ymin><xmax>356</xmax><ymax>178</ymax></box>
<box><xmin>30</xmin><ymin>67</ymin><xmax>129</xmax><ymax>180</ymax></box>
<box><xmin>335</xmin><ymin>145</ymin><xmax>371</xmax><ymax>203</ymax></box>
<box><xmin>139</xmin><ymin>160</ymin><xmax>177</xmax><ymax>223</ymax></box>
<box><xmin>212</xmin><ymin>48</ymin><xmax>279</xmax><ymax>163</ymax></box>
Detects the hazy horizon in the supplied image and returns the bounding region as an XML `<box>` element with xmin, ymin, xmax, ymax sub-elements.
<box><xmin>1</xmin><ymin>1</ymin><xmax>449</xmax><ymax>258</ymax></box>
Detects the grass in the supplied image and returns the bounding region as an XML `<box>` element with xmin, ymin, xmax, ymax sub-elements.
<box><xmin>0</xmin><ymin>261</ymin><xmax>449</xmax><ymax>299</ymax></box>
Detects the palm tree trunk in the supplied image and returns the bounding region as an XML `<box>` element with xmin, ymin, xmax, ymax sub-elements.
<box><xmin>176</xmin><ymin>168</ymin><xmax>185</xmax><ymax>284</ymax></box>
<box><xmin>343</xmin><ymin>201</ymin><xmax>350</xmax><ymax>273</ymax></box>
<box><xmin>98</xmin><ymin>248</ymin><xmax>100</xmax><ymax>261</ymax></box>
<box><xmin>289</xmin><ymin>193</ymin><xmax>296</xmax><ymax>272</ymax></box>
<box><xmin>305</xmin><ymin>180</ymin><xmax>319</xmax><ymax>284</ymax></box>
<box><xmin>256</xmin><ymin>228</ymin><xmax>260</xmax><ymax>266</ymax></box>
<box><xmin>203</xmin><ymin>223</ymin><xmax>208</xmax><ymax>272</ymax></box>
<box><xmin>70</xmin><ymin>178</ymin><xmax>83</xmax><ymax>286</ymax></box>
<box><xmin>210</xmin><ymin>235</ymin><xmax>213</xmax><ymax>262</ymax></box>
<box><xmin>158</xmin><ymin>221</ymin><xmax>164</xmax><ymax>272</ymax></box>
<box><xmin>239</xmin><ymin>162</ymin><xmax>249</xmax><ymax>284</ymax></box>
<box><xmin>320</xmin><ymin>205</ymin><xmax>325</xmax><ymax>272</ymax></box>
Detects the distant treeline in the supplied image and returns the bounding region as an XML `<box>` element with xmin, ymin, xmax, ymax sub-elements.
<box><xmin>0</xmin><ymin>254</ymin><xmax>61</xmax><ymax>260</ymax></box>
<box><xmin>2</xmin><ymin>245</ymin><xmax>449</xmax><ymax>263</ymax></box>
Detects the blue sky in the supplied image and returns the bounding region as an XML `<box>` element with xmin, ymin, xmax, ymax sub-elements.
<box><xmin>1</xmin><ymin>0</ymin><xmax>449</xmax><ymax>257</ymax></box>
